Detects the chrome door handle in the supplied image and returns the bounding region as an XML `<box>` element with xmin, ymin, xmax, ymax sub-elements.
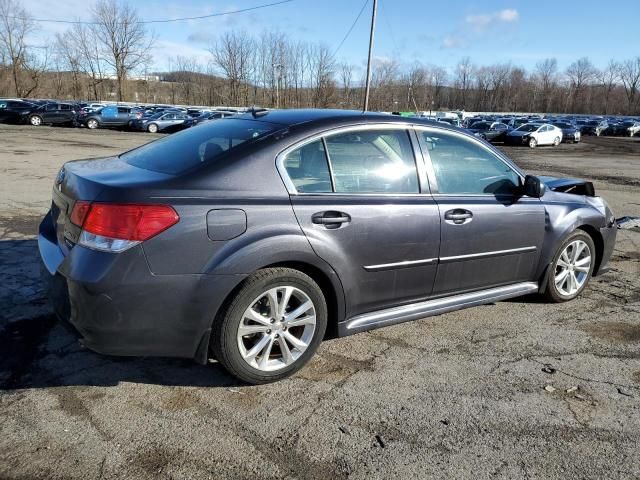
<box><xmin>444</xmin><ymin>209</ymin><xmax>473</xmax><ymax>225</ymax></box>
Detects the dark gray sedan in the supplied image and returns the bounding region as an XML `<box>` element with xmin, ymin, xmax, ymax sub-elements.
<box><xmin>39</xmin><ymin>109</ymin><xmax>617</xmax><ymax>384</ymax></box>
<box><xmin>132</xmin><ymin>111</ymin><xmax>194</xmax><ymax>133</ymax></box>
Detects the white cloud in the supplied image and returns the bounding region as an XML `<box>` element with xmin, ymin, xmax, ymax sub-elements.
<box><xmin>441</xmin><ymin>35</ymin><xmax>464</xmax><ymax>49</ymax></box>
<box><xmin>465</xmin><ymin>9</ymin><xmax>519</xmax><ymax>31</ymax></box>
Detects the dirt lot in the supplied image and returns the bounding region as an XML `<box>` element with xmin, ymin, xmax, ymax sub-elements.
<box><xmin>1</xmin><ymin>124</ymin><xmax>639</xmax><ymax>479</ymax></box>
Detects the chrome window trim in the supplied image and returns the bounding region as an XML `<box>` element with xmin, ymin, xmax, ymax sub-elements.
<box><xmin>363</xmin><ymin>258</ymin><xmax>437</xmax><ymax>272</ymax></box>
<box><xmin>412</xmin><ymin>125</ymin><xmax>525</xmax><ymax>195</ymax></box>
<box><xmin>439</xmin><ymin>246</ymin><xmax>537</xmax><ymax>263</ymax></box>
<box><xmin>275</xmin><ymin>123</ymin><xmax>426</xmax><ymax>196</ymax></box>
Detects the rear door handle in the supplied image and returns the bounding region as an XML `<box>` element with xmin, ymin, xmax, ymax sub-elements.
<box><xmin>444</xmin><ymin>209</ymin><xmax>473</xmax><ymax>225</ymax></box>
<box><xmin>312</xmin><ymin>211</ymin><xmax>351</xmax><ymax>228</ymax></box>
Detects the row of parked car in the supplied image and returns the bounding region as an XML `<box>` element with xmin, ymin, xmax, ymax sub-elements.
<box><xmin>0</xmin><ymin>98</ymin><xmax>238</xmax><ymax>133</ymax></box>
<box><xmin>456</xmin><ymin>114</ymin><xmax>640</xmax><ymax>148</ymax></box>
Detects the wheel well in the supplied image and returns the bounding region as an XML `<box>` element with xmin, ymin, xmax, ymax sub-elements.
<box><xmin>577</xmin><ymin>225</ymin><xmax>604</xmax><ymax>274</ymax></box>
<box><xmin>264</xmin><ymin>261</ymin><xmax>341</xmax><ymax>339</ymax></box>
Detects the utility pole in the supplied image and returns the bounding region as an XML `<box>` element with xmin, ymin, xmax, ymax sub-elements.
<box><xmin>363</xmin><ymin>0</ymin><xmax>378</xmax><ymax>112</ymax></box>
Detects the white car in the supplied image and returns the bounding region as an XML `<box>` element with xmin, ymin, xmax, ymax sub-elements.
<box><xmin>628</xmin><ymin>121</ymin><xmax>640</xmax><ymax>137</ymax></box>
<box><xmin>505</xmin><ymin>123</ymin><xmax>564</xmax><ymax>148</ymax></box>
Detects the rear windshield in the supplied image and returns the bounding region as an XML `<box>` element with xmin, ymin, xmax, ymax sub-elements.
<box><xmin>122</xmin><ymin>118</ymin><xmax>280</xmax><ymax>174</ymax></box>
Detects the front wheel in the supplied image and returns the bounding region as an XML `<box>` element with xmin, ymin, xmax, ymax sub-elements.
<box><xmin>553</xmin><ymin>137</ymin><xmax>561</xmax><ymax>146</ymax></box>
<box><xmin>543</xmin><ymin>230</ymin><xmax>595</xmax><ymax>303</ymax></box>
<box><xmin>210</xmin><ymin>268</ymin><xmax>327</xmax><ymax>384</ymax></box>
<box><xmin>29</xmin><ymin>115</ymin><xmax>42</xmax><ymax>126</ymax></box>
<box><xmin>147</xmin><ymin>123</ymin><xmax>158</xmax><ymax>133</ymax></box>
<box><xmin>528</xmin><ymin>137</ymin><xmax>537</xmax><ymax>148</ymax></box>
<box><xmin>86</xmin><ymin>118</ymin><xmax>99</xmax><ymax>129</ymax></box>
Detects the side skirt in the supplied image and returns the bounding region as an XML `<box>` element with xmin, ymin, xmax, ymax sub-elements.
<box><xmin>339</xmin><ymin>282</ymin><xmax>539</xmax><ymax>336</ymax></box>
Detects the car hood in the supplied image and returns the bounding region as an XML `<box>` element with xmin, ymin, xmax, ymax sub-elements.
<box><xmin>539</xmin><ymin>175</ymin><xmax>595</xmax><ymax>196</ymax></box>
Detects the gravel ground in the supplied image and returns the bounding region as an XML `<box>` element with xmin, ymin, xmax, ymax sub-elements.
<box><xmin>1</xmin><ymin>124</ymin><xmax>639</xmax><ymax>480</ymax></box>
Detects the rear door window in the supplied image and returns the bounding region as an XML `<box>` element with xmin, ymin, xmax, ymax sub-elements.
<box><xmin>283</xmin><ymin>140</ymin><xmax>332</xmax><ymax>193</ymax></box>
<box><xmin>324</xmin><ymin>129</ymin><xmax>419</xmax><ymax>194</ymax></box>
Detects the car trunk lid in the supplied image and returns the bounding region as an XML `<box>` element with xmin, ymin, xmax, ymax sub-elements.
<box><xmin>51</xmin><ymin>156</ymin><xmax>174</xmax><ymax>255</ymax></box>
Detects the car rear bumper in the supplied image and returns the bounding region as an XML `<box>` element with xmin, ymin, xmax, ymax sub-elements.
<box><xmin>38</xmin><ymin>212</ymin><xmax>245</xmax><ymax>361</ymax></box>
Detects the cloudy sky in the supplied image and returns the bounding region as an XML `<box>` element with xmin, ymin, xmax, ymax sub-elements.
<box><xmin>20</xmin><ymin>0</ymin><xmax>640</xmax><ymax>76</ymax></box>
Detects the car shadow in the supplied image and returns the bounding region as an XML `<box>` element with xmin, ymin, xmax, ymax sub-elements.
<box><xmin>0</xmin><ymin>238</ymin><xmax>244</xmax><ymax>390</ymax></box>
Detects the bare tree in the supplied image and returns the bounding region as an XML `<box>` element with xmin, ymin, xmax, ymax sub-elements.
<box><xmin>55</xmin><ymin>31</ymin><xmax>84</xmax><ymax>99</ymax></box>
<box><xmin>566</xmin><ymin>57</ymin><xmax>596</xmax><ymax>112</ymax></box>
<box><xmin>91</xmin><ymin>0</ymin><xmax>153</xmax><ymax>101</ymax></box>
<box><xmin>307</xmin><ymin>44</ymin><xmax>334</xmax><ymax>108</ymax></box>
<box><xmin>619</xmin><ymin>57</ymin><xmax>640</xmax><ymax>114</ymax></box>
<box><xmin>210</xmin><ymin>31</ymin><xmax>255</xmax><ymax>106</ymax></box>
<box><xmin>596</xmin><ymin>60</ymin><xmax>620</xmax><ymax>114</ymax></box>
<box><xmin>0</xmin><ymin>0</ymin><xmax>34</xmax><ymax>96</ymax></box>
<box><xmin>534</xmin><ymin>58</ymin><xmax>558</xmax><ymax>112</ymax></box>
<box><xmin>339</xmin><ymin>62</ymin><xmax>354</xmax><ymax>108</ymax></box>
<box><xmin>454</xmin><ymin>57</ymin><xmax>473</xmax><ymax>109</ymax></box>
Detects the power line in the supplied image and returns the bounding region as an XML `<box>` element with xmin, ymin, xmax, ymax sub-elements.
<box><xmin>331</xmin><ymin>0</ymin><xmax>369</xmax><ymax>59</ymax></box>
<box><xmin>7</xmin><ymin>0</ymin><xmax>293</xmax><ymax>25</ymax></box>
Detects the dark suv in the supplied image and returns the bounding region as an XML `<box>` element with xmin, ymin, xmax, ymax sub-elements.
<box><xmin>27</xmin><ymin>102</ymin><xmax>79</xmax><ymax>126</ymax></box>
<box><xmin>39</xmin><ymin>109</ymin><xmax>617</xmax><ymax>384</ymax></box>
<box><xmin>78</xmin><ymin>105</ymin><xmax>143</xmax><ymax>129</ymax></box>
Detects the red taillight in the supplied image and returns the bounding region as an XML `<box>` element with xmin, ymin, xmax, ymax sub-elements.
<box><xmin>73</xmin><ymin>203</ymin><xmax>179</xmax><ymax>241</ymax></box>
<box><xmin>70</xmin><ymin>201</ymin><xmax>92</xmax><ymax>226</ymax></box>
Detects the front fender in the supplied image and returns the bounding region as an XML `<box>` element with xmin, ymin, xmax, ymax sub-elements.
<box><xmin>535</xmin><ymin>197</ymin><xmax>607</xmax><ymax>280</ymax></box>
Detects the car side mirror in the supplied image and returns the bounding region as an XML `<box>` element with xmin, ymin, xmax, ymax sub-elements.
<box><xmin>522</xmin><ymin>175</ymin><xmax>545</xmax><ymax>198</ymax></box>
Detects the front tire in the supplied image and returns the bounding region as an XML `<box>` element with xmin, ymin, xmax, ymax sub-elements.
<box><xmin>553</xmin><ymin>137</ymin><xmax>561</xmax><ymax>146</ymax></box>
<box><xmin>29</xmin><ymin>115</ymin><xmax>42</xmax><ymax>126</ymax></box>
<box><xmin>543</xmin><ymin>230</ymin><xmax>595</xmax><ymax>303</ymax></box>
<box><xmin>528</xmin><ymin>137</ymin><xmax>537</xmax><ymax>148</ymax></box>
<box><xmin>211</xmin><ymin>268</ymin><xmax>327</xmax><ymax>384</ymax></box>
<box><xmin>147</xmin><ymin>123</ymin><xmax>158</xmax><ymax>133</ymax></box>
<box><xmin>86</xmin><ymin>118</ymin><xmax>99</xmax><ymax>129</ymax></box>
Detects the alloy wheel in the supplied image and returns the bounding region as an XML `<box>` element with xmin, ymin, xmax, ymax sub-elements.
<box><xmin>87</xmin><ymin>119</ymin><xmax>98</xmax><ymax>129</ymax></box>
<box><xmin>30</xmin><ymin>116</ymin><xmax>41</xmax><ymax>126</ymax></box>
<box><xmin>554</xmin><ymin>239</ymin><xmax>592</xmax><ymax>297</ymax></box>
<box><xmin>237</xmin><ymin>286</ymin><xmax>316</xmax><ymax>372</ymax></box>
<box><xmin>529</xmin><ymin>137</ymin><xmax>537</xmax><ymax>148</ymax></box>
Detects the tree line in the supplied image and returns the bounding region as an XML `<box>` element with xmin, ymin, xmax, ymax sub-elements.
<box><xmin>1</xmin><ymin>0</ymin><xmax>639</xmax><ymax>115</ymax></box>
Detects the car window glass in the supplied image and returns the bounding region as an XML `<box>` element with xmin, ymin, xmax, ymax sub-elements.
<box><xmin>283</xmin><ymin>140</ymin><xmax>332</xmax><ymax>193</ymax></box>
<box><xmin>117</xmin><ymin>107</ymin><xmax>128</xmax><ymax>114</ymax></box>
<box><xmin>46</xmin><ymin>104</ymin><xmax>57</xmax><ymax>111</ymax></box>
<box><xmin>124</xmin><ymin>118</ymin><xmax>279</xmax><ymax>175</ymax></box>
<box><xmin>61</xmin><ymin>104</ymin><xmax>71</xmax><ymax>111</ymax></box>
<box><xmin>324</xmin><ymin>129</ymin><xmax>419</xmax><ymax>194</ymax></box>
<box><xmin>419</xmin><ymin>130</ymin><xmax>520</xmax><ymax>195</ymax></box>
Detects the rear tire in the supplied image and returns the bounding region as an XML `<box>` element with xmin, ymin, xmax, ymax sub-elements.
<box><xmin>553</xmin><ymin>137</ymin><xmax>560</xmax><ymax>146</ymax></box>
<box><xmin>210</xmin><ymin>268</ymin><xmax>327</xmax><ymax>384</ymax></box>
<box><xmin>29</xmin><ymin>115</ymin><xmax>42</xmax><ymax>126</ymax></box>
<box><xmin>542</xmin><ymin>230</ymin><xmax>595</xmax><ymax>303</ymax></box>
<box><xmin>528</xmin><ymin>137</ymin><xmax>537</xmax><ymax>148</ymax></box>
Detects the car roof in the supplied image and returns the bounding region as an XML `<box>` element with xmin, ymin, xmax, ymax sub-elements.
<box><xmin>234</xmin><ymin>108</ymin><xmax>458</xmax><ymax>132</ymax></box>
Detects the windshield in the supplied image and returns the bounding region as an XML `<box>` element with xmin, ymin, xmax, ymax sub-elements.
<box><xmin>123</xmin><ymin>118</ymin><xmax>280</xmax><ymax>174</ymax></box>
<box><xmin>515</xmin><ymin>124</ymin><xmax>539</xmax><ymax>132</ymax></box>
<box><xmin>553</xmin><ymin>123</ymin><xmax>572</xmax><ymax>128</ymax></box>
<box><xmin>470</xmin><ymin>122</ymin><xmax>490</xmax><ymax>129</ymax></box>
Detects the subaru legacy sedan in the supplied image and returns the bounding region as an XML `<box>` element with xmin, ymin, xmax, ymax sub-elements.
<box><xmin>39</xmin><ymin>109</ymin><xmax>617</xmax><ymax>384</ymax></box>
